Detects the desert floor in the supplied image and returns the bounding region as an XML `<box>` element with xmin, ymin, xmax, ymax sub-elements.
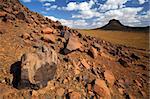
<box><xmin>77</xmin><ymin>29</ymin><xmax>149</xmax><ymax>50</ymax></box>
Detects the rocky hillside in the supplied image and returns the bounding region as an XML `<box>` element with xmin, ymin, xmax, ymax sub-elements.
<box><xmin>97</xmin><ymin>19</ymin><xmax>149</xmax><ymax>32</ymax></box>
<box><xmin>0</xmin><ymin>0</ymin><xmax>149</xmax><ymax>99</ymax></box>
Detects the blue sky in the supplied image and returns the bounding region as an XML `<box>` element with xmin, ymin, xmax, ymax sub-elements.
<box><xmin>20</xmin><ymin>0</ymin><xmax>150</xmax><ymax>29</ymax></box>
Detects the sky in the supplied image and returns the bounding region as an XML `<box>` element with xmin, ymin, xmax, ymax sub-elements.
<box><xmin>20</xmin><ymin>0</ymin><xmax>150</xmax><ymax>29</ymax></box>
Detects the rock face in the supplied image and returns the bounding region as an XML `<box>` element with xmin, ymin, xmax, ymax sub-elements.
<box><xmin>20</xmin><ymin>46</ymin><xmax>57</xmax><ymax>89</ymax></box>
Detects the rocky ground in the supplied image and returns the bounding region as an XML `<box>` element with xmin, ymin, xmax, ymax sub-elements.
<box><xmin>0</xmin><ymin>0</ymin><xmax>149</xmax><ymax>99</ymax></box>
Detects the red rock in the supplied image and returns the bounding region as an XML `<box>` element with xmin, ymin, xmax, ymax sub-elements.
<box><xmin>89</xmin><ymin>47</ymin><xmax>98</xmax><ymax>58</ymax></box>
<box><xmin>0</xmin><ymin>12</ymin><xmax>6</xmax><ymax>17</ymax></box>
<box><xmin>118</xmin><ymin>88</ymin><xmax>125</xmax><ymax>95</ymax></box>
<box><xmin>66</xmin><ymin>35</ymin><xmax>82</xmax><ymax>51</ymax></box>
<box><xmin>56</xmin><ymin>88</ymin><xmax>65</xmax><ymax>96</ymax></box>
<box><xmin>94</xmin><ymin>79</ymin><xmax>111</xmax><ymax>99</ymax></box>
<box><xmin>100</xmin><ymin>52</ymin><xmax>115</xmax><ymax>61</ymax></box>
<box><xmin>134</xmin><ymin>80</ymin><xmax>142</xmax><ymax>87</ymax></box>
<box><xmin>42</xmin><ymin>27</ymin><xmax>53</xmax><ymax>34</ymax></box>
<box><xmin>69</xmin><ymin>92</ymin><xmax>81</xmax><ymax>99</ymax></box>
<box><xmin>22</xmin><ymin>33</ymin><xmax>30</xmax><ymax>39</ymax></box>
<box><xmin>74</xmin><ymin>69</ymin><xmax>80</xmax><ymax>75</ymax></box>
<box><xmin>81</xmin><ymin>59</ymin><xmax>90</xmax><ymax>69</ymax></box>
<box><xmin>42</xmin><ymin>34</ymin><xmax>56</xmax><ymax>43</ymax></box>
<box><xmin>87</xmin><ymin>84</ymin><xmax>92</xmax><ymax>91</ymax></box>
<box><xmin>104</xmin><ymin>70</ymin><xmax>115</xmax><ymax>86</ymax></box>
<box><xmin>63</xmin><ymin>35</ymin><xmax>82</xmax><ymax>54</ymax></box>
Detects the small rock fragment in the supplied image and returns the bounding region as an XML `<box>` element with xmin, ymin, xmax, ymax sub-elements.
<box><xmin>69</xmin><ymin>91</ymin><xmax>81</xmax><ymax>99</ymax></box>
<box><xmin>81</xmin><ymin>59</ymin><xmax>90</xmax><ymax>69</ymax></box>
<box><xmin>56</xmin><ymin>88</ymin><xmax>65</xmax><ymax>96</ymax></box>
<box><xmin>88</xmin><ymin>47</ymin><xmax>98</xmax><ymax>58</ymax></box>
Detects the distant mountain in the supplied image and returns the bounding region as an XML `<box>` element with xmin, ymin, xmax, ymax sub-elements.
<box><xmin>95</xmin><ymin>19</ymin><xmax>149</xmax><ymax>32</ymax></box>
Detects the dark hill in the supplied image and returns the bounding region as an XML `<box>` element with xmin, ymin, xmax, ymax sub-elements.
<box><xmin>96</xmin><ymin>19</ymin><xmax>149</xmax><ymax>32</ymax></box>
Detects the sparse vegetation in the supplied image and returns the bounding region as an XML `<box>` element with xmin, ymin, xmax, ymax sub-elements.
<box><xmin>0</xmin><ymin>5</ymin><xmax>3</xmax><ymax>11</ymax></box>
<box><xmin>78</xmin><ymin>29</ymin><xmax>149</xmax><ymax>49</ymax></box>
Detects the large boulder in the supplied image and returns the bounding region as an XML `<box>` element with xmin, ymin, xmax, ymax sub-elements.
<box><xmin>63</xmin><ymin>35</ymin><xmax>82</xmax><ymax>54</ymax></box>
<box><xmin>20</xmin><ymin>46</ymin><xmax>57</xmax><ymax>89</ymax></box>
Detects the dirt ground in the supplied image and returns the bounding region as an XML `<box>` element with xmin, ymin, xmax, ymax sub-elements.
<box><xmin>77</xmin><ymin>29</ymin><xmax>149</xmax><ymax>50</ymax></box>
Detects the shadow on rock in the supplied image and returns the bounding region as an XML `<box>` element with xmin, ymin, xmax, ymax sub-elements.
<box><xmin>10</xmin><ymin>61</ymin><xmax>21</xmax><ymax>88</ymax></box>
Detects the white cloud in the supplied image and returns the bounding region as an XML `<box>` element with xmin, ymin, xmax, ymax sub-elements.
<box><xmin>50</xmin><ymin>5</ymin><xmax>58</xmax><ymax>9</ymax></box>
<box><xmin>92</xmin><ymin>7</ymin><xmax>144</xmax><ymax>27</ymax></box>
<box><xmin>45</xmin><ymin>16</ymin><xmax>89</xmax><ymax>29</ymax></box>
<box><xmin>100</xmin><ymin>0</ymin><xmax>128</xmax><ymax>11</ymax></box>
<box><xmin>72</xmin><ymin>9</ymin><xmax>101</xmax><ymax>19</ymax></box>
<box><xmin>44</xmin><ymin>0</ymin><xmax>149</xmax><ymax>28</ymax></box>
<box><xmin>63</xmin><ymin>0</ymin><xmax>100</xmax><ymax>19</ymax></box>
<box><xmin>45</xmin><ymin>16</ymin><xmax>58</xmax><ymax>21</ymax></box>
<box><xmin>22</xmin><ymin>0</ymin><xmax>31</xmax><ymax>2</ymax></box>
<box><xmin>64</xmin><ymin>0</ymin><xmax>95</xmax><ymax>11</ymax></box>
<box><xmin>43</xmin><ymin>3</ymin><xmax>51</xmax><ymax>6</ymax></box>
<box><xmin>138</xmin><ymin>0</ymin><xmax>146</xmax><ymax>4</ymax></box>
<box><xmin>39</xmin><ymin>0</ymin><xmax>55</xmax><ymax>2</ymax></box>
<box><xmin>45</xmin><ymin>5</ymin><xmax>58</xmax><ymax>11</ymax></box>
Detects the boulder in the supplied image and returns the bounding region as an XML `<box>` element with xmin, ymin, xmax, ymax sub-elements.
<box><xmin>94</xmin><ymin>79</ymin><xmax>111</xmax><ymax>99</ymax></box>
<box><xmin>42</xmin><ymin>27</ymin><xmax>53</xmax><ymax>34</ymax></box>
<box><xmin>42</xmin><ymin>34</ymin><xmax>56</xmax><ymax>43</ymax></box>
<box><xmin>104</xmin><ymin>70</ymin><xmax>115</xmax><ymax>86</ymax></box>
<box><xmin>88</xmin><ymin>47</ymin><xmax>98</xmax><ymax>58</ymax></box>
<box><xmin>20</xmin><ymin>46</ymin><xmax>57</xmax><ymax>89</ymax></box>
<box><xmin>63</xmin><ymin>35</ymin><xmax>82</xmax><ymax>54</ymax></box>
